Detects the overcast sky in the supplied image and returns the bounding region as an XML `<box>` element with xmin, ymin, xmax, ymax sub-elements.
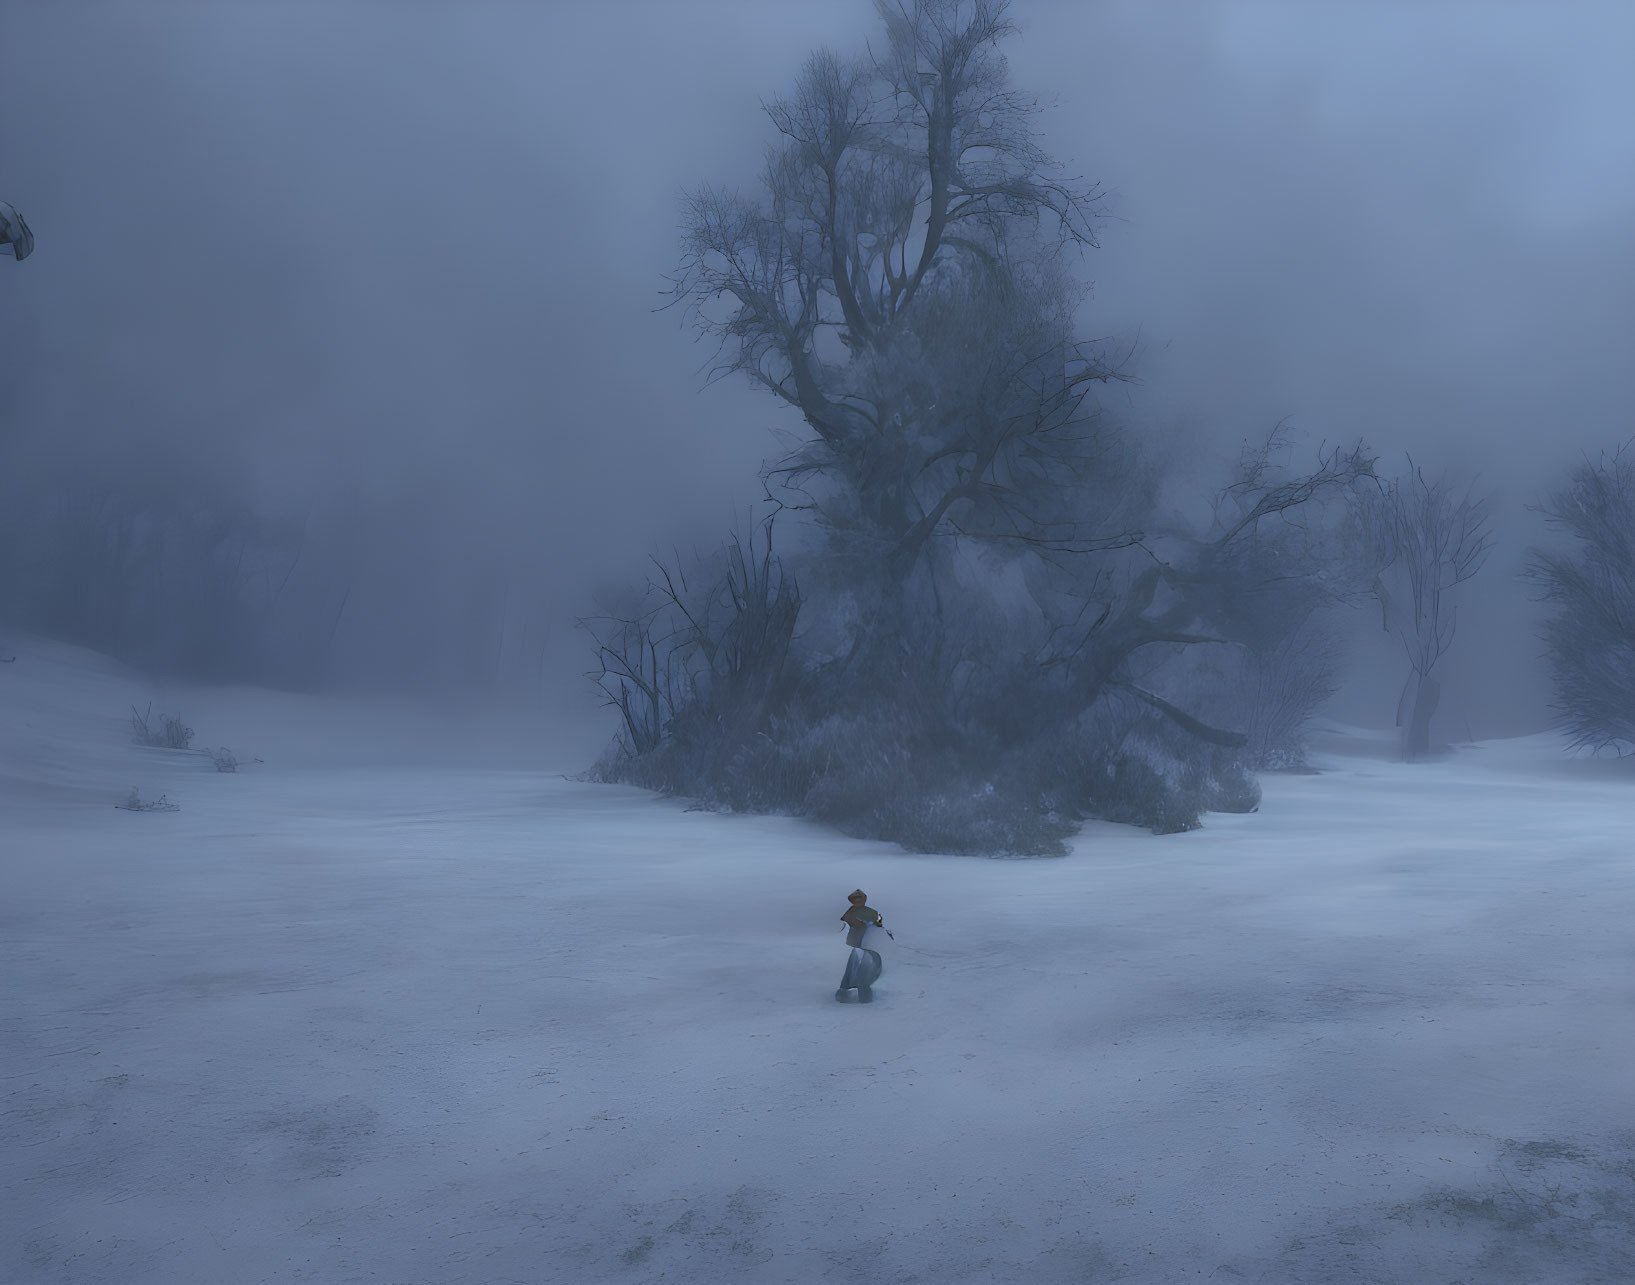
<box><xmin>2</xmin><ymin>1</ymin><xmax>1631</xmax><ymax>732</ymax></box>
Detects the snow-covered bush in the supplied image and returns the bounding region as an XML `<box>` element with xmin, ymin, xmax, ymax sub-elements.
<box><xmin>593</xmin><ymin>670</ymin><xmax>1259</xmax><ymax>853</ymax></box>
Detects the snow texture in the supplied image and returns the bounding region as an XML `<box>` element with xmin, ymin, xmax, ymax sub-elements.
<box><xmin>4</xmin><ymin>635</ymin><xmax>1633</xmax><ymax>1284</ymax></box>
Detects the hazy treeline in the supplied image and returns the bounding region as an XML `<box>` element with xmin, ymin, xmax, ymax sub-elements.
<box><xmin>0</xmin><ymin>448</ymin><xmax>562</xmax><ymax>691</ymax></box>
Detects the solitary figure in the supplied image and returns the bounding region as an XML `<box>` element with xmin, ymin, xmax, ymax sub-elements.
<box><xmin>837</xmin><ymin>889</ymin><xmax>887</xmax><ymax>1003</ymax></box>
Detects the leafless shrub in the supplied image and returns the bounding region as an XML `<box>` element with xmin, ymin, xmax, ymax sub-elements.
<box><xmin>1193</xmin><ymin>613</ymin><xmax>1340</xmax><ymax>771</ymax></box>
<box><xmin>582</xmin><ymin>518</ymin><xmax>799</xmax><ymax>760</ymax></box>
<box><xmin>129</xmin><ymin>703</ymin><xmax>194</xmax><ymax>750</ymax></box>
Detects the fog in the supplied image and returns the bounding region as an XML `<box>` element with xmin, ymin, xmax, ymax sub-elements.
<box><xmin>2</xmin><ymin>1</ymin><xmax>1631</xmax><ymax>737</ymax></box>
<box><xmin>7</xmin><ymin>10</ymin><xmax>1635</xmax><ymax>1278</ymax></box>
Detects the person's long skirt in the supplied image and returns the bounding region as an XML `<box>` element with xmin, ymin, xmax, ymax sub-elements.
<box><xmin>838</xmin><ymin>947</ymin><xmax>882</xmax><ymax>995</ymax></box>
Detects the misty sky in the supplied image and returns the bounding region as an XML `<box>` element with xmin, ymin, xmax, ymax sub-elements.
<box><xmin>2</xmin><ymin>1</ymin><xmax>1631</xmax><ymax>734</ymax></box>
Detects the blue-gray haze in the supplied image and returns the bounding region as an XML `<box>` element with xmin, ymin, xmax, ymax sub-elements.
<box><xmin>1</xmin><ymin>1</ymin><xmax>1630</xmax><ymax>736</ymax></box>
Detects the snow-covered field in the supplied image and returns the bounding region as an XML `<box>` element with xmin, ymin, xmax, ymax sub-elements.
<box><xmin>5</xmin><ymin>635</ymin><xmax>1633</xmax><ymax>1284</ymax></box>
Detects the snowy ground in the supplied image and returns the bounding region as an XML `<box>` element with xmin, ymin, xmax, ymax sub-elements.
<box><xmin>5</xmin><ymin>635</ymin><xmax>1634</xmax><ymax>1284</ymax></box>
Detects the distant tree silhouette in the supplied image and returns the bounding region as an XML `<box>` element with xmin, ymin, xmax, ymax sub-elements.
<box><xmin>1532</xmin><ymin>444</ymin><xmax>1635</xmax><ymax>753</ymax></box>
<box><xmin>1355</xmin><ymin>459</ymin><xmax>1493</xmax><ymax>760</ymax></box>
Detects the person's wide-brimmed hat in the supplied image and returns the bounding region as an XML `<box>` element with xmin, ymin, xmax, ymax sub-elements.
<box><xmin>0</xmin><ymin>202</ymin><xmax>34</xmax><ymax>261</ymax></box>
<box><xmin>848</xmin><ymin>889</ymin><xmax>867</xmax><ymax>900</ymax></box>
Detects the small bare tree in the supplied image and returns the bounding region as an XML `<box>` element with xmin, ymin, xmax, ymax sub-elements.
<box><xmin>583</xmin><ymin>602</ymin><xmax>685</xmax><ymax>758</ymax></box>
<box><xmin>1530</xmin><ymin>443</ymin><xmax>1635</xmax><ymax>753</ymax></box>
<box><xmin>1357</xmin><ymin>459</ymin><xmax>1493</xmax><ymax>759</ymax></box>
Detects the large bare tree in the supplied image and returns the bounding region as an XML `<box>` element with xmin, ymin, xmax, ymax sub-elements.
<box><xmin>675</xmin><ymin>0</ymin><xmax>1127</xmax><ymax>594</ymax></box>
<box><xmin>591</xmin><ymin>1</ymin><xmax>1376</xmax><ymax>849</ymax></box>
